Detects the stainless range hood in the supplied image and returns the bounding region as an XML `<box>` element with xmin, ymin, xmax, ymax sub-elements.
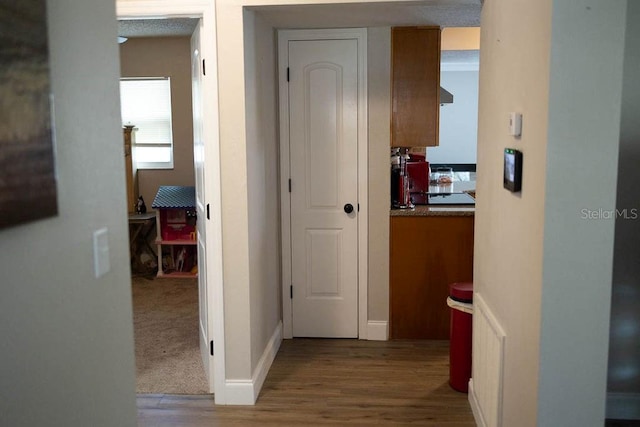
<box><xmin>440</xmin><ymin>86</ymin><xmax>454</xmax><ymax>104</ymax></box>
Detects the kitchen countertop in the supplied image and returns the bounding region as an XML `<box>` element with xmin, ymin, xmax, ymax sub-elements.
<box><xmin>392</xmin><ymin>174</ymin><xmax>476</xmax><ymax>216</ymax></box>
<box><xmin>390</xmin><ymin>205</ymin><xmax>475</xmax><ymax>217</ymax></box>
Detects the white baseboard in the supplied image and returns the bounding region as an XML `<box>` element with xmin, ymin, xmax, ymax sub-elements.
<box><xmin>468</xmin><ymin>379</ymin><xmax>487</xmax><ymax>427</ymax></box>
<box><xmin>223</xmin><ymin>379</ymin><xmax>254</xmax><ymax>405</ymax></box>
<box><xmin>607</xmin><ymin>392</ymin><xmax>640</xmax><ymax>420</ymax></box>
<box><xmin>251</xmin><ymin>320</ymin><xmax>283</xmax><ymax>402</ymax></box>
<box><xmin>223</xmin><ymin>320</ymin><xmax>283</xmax><ymax>405</ymax></box>
<box><xmin>366</xmin><ymin>320</ymin><xmax>388</xmax><ymax>341</ymax></box>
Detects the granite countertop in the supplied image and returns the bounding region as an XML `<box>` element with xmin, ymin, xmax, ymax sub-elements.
<box><xmin>390</xmin><ymin>205</ymin><xmax>475</xmax><ymax>217</ymax></box>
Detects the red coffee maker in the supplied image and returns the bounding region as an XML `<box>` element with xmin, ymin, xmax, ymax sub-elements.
<box><xmin>406</xmin><ymin>153</ymin><xmax>430</xmax><ymax>205</ymax></box>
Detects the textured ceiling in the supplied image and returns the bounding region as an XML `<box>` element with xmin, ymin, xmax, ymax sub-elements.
<box><xmin>118</xmin><ymin>18</ymin><xmax>199</xmax><ymax>38</ymax></box>
<box><xmin>118</xmin><ymin>1</ymin><xmax>480</xmax><ymax>38</ymax></box>
<box><xmin>249</xmin><ymin>2</ymin><xmax>481</xmax><ymax>28</ymax></box>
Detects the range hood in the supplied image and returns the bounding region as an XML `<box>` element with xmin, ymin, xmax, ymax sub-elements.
<box><xmin>440</xmin><ymin>86</ymin><xmax>454</xmax><ymax>104</ymax></box>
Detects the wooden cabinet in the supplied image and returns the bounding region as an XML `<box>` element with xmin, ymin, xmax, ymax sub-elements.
<box><xmin>390</xmin><ymin>215</ymin><xmax>474</xmax><ymax>339</ymax></box>
<box><xmin>391</xmin><ymin>27</ymin><xmax>441</xmax><ymax>147</ymax></box>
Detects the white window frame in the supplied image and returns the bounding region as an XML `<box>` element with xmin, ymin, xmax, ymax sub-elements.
<box><xmin>120</xmin><ymin>77</ymin><xmax>174</xmax><ymax>169</ymax></box>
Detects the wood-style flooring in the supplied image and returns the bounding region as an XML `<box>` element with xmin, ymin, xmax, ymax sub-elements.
<box><xmin>137</xmin><ymin>339</ymin><xmax>476</xmax><ymax>426</ymax></box>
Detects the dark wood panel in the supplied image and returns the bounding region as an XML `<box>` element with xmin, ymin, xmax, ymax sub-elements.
<box><xmin>391</xmin><ymin>27</ymin><xmax>441</xmax><ymax>147</ymax></box>
<box><xmin>137</xmin><ymin>339</ymin><xmax>475</xmax><ymax>426</ymax></box>
<box><xmin>390</xmin><ymin>216</ymin><xmax>474</xmax><ymax>339</ymax></box>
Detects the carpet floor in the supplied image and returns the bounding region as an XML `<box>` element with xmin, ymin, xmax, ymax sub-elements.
<box><xmin>132</xmin><ymin>276</ymin><xmax>208</xmax><ymax>394</ymax></box>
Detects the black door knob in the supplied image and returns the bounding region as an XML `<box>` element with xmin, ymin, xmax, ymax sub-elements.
<box><xmin>344</xmin><ymin>203</ymin><xmax>354</xmax><ymax>214</ymax></box>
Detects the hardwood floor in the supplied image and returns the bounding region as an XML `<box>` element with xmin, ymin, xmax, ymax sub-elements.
<box><xmin>137</xmin><ymin>339</ymin><xmax>476</xmax><ymax>426</ymax></box>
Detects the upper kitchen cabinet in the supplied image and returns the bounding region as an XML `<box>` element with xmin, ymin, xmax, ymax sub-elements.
<box><xmin>391</xmin><ymin>27</ymin><xmax>441</xmax><ymax>147</ymax></box>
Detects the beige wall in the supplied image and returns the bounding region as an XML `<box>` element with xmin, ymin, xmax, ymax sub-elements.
<box><xmin>475</xmin><ymin>0</ymin><xmax>626</xmax><ymax>424</ymax></box>
<box><xmin>243</xmin><ymin>10</ymin><xmax>283</xmax><ymax>371</ymax></box>
<box><xmin>0</xmin><ymin>0</ymin><xmax>137</xmax><ymax>425</ymax></box>
<box><xmin>119</xmin><ymin>37</ymin><xmax>195</xmax><ymax>207</ymax></box>
<box><xmin>367</xmin><ymin>27</ymin><xmax>391</xmax><ymax>322</ymax></box>
<box><xmin>215</xmin><ymin>1</ymin><xmax>398</xmax><ymax>379</ymax></box>
<box><xmin>217</xmin><ymin>0</ymin><xmax>253</xmax><ymax>380</ymax></box>
<box><xmin>474</xmin><ymin>1</ymin><xmax>551</xmax><ymax>422</ymax></box>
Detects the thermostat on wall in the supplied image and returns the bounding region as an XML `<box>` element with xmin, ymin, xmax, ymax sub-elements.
<box><xmin>503</xmin><ymin>148</ymin><xmax>523</xmax><ymax>192</ymax></box>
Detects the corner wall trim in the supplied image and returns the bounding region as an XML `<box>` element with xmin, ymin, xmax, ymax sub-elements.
<box><xmin>606</xmin><ymin>392</ymin><xmax>640</xmax><ymax>420</ymax></box>
<box><xmin>223</xmin><ymin>321</ymin><xmax>283</xmax><ymax>405</ymax></box>
<box><xmin>366</xmin><ymin>320</ymin><xmax>388</xmax><ymax>341</ymax></box>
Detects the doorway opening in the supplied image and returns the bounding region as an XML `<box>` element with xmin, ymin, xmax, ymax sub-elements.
<box><xmin>119</xmin><ymin>18</ymin><xmax>207</xmax><ymax>395</ymax></box>
<box><xmin>277</xmin><ymin>28</ymin><xmax>369</xmax><ymax>339</ymax></box>
<box><xmin>117</xmin><ymin>6</ymin><xmax>224</xmax><ymax>401</ymax></box>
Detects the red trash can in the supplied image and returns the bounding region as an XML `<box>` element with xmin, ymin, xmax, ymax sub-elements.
<box><xmin>448</xmin><ymin>282</ymin><xmax>473</xmax><ymax>393</ymax></box>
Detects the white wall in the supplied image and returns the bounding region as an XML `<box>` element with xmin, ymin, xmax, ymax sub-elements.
<box><xmin>120</xmin><ymin>37</ymin><xmax>195</xmax><ymax>207</ymax></box>
<box><xmin>608</xmin><ymin>1</ymin><xmax>640</xmax><ymax>419</ymax></box>
<box><xmin>426</xmin><ymin>69</ymin><xmax>478</xmax><ymax>164</ymax></box>
<box><xmin>538</xmin><ymin>1</ymin><xmax>625</xmax><ymax>424</ymax></box>
<box><xmin>474</xmin><ymin>0</ymin><xmax>626</xmax><ymax>425</ymax></box>
<box><xmin>243</xmin><ymin>10</ymin><xmax>283</xmax><ymax>372</ymax></box>
<box><xmin>0</xmin><ymin>0</ymin><xmax>137</xmax><ymax>425</ymax></box>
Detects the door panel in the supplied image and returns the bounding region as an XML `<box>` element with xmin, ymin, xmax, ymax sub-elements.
<box><xmin>289</xmin><ymin>39</ymin><xmax>359</xmax><ymax>338</ymax></box>
<box><xmin>191</xmin><ymin>20</ymin><xmax>214</xmax><ymax>391</ymax></box>
<box><xmin>307</xmin><ymin>229</ymin><xmax>341</xmax><ymax>296</ymax></box>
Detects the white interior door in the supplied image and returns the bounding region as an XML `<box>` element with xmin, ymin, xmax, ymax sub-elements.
<box><xmin>191</xmin><ymin>21</ymin><xmax>214</xmax><ymax>391</ymax></box>
<box><xmin>288</xmin><ymin>38</ymin><xmax>359</xmax><ymax>338</ymax></box>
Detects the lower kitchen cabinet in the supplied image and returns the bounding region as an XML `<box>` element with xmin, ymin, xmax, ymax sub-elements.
<box><xmin>390</xmin><ymin>215</ymin><xmax>474</xmax><ymax>339</ymax></box>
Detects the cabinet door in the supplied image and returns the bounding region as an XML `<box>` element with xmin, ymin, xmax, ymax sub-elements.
<box><xmin>390</xmin><ymin>215</ymin><xmax>474</xmax><ymax>339</ymax></box>
<box><xmin>391</xmin><ymin>27</ymin><xmax>441</xmax><ymax>147</ymax></box>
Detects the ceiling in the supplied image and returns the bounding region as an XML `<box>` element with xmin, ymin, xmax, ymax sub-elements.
<box><xmin>118</xmin><ymin>18</ymin><xmax>199</xmax><ymax>38</ymax></box>
<box><xmin>118</xmin><ymin>0</ymin><xmax>480</xmax><ymax>38</ymax></box>
<box><xmin>248</xmin><ymin>1</ymin><xmax>481</xmax><ymax>28</ymax></box>
<box><xmin>117</xmin><ymin>1</ymin><xmax>480</xmax><ymax>64</ymax></box>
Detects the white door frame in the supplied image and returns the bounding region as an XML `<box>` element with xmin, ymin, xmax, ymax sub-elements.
<box><xmin>278</xmin><ymin>28</ymin><xmax>368</xmax><ymax>339</ymax></box>
<box><xmin>116</xmin><ymin>0</ymin><xmax>227</xmax><ymax>403</ymax></box>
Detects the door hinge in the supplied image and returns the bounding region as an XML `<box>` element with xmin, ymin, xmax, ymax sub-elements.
<box><xmin>202</xmin><ymin>59</ymin><xmax>206</xmax><ymax>76</ymax></box>
<box><xmin>287</xmin><ymin>67</ymin><xmax>290</xmax><ymax>82</ymax></box>
<box><xmin>210</xmin><ymin>340</ymin><xmax>214</xmax><ymax>356</ymax></box>
<box><xmin>358</xmin><ymin>203</ymin><xmax>360</xmax><ymax>212</ymax></box>
<box><xmin>206</xmin><ymin>204</ymin><xmax>210</xmax><ymax>220</ymax></box>
<box><xmin>288</xmin><ymin>179</ymin><xmax>292</xmax><ymax>193</ymax></box>
<box><xmin>290</xmin><ymin>284</ymin><xmax>293</xmax><ymax>299</ymax></box>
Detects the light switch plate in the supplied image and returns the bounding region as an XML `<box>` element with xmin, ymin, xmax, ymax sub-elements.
<box><xmin>93</xmin><ymin>228</ymin><xmax>110</xmax><ymax>278</ymax></box>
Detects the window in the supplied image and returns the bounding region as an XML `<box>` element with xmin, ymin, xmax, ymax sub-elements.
<box><xmin>120</xmin><ymin>77</ymin><xmax>174</xmax><ymax>169</ymax></box>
